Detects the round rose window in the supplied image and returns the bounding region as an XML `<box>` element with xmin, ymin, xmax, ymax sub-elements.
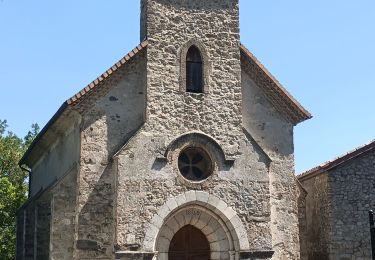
<box><xmin>178</xmin><ymin>147</ymin><xmax>212</xmax><ymax>181</ymax></box>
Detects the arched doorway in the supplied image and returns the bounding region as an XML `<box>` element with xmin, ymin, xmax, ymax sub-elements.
<box><xmin>168</xmin><ymin>225</ymin><xmax>210</xmax><ymax>260</ymax></box>
<box><xmin>144</xmin><ymin>192</ymin><xmax>251</xmax><ymax>260</ymax></box>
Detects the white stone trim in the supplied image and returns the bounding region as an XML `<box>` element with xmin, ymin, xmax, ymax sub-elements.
<box><xmin>143</xmin><ymin>191</ymin><xmax>250</xmax><ymax>257</ymax></box>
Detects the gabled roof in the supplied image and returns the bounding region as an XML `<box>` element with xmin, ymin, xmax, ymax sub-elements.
<box><xmin>298</xmin><ymin>139</ymin><xmax>375</xmax><ymax>181</ymax></box>
<box><xmin>67</xmin><ymin>40</ymin><xmax>149</xmax><ymax>107</ymax></box>
<box><xmin>19</xmin><ymin>41</ymin><xmax>148</xmax><ymax>167</ymax></box>
<box><xmin>240</xmin><ymin>44</ymin><xmax>311</xmax><ymax>125</ymax></box>
<box><xmin>20</xmin><ymin>41</ymin><xmax>310</xmax><ymax>166</ymax></box>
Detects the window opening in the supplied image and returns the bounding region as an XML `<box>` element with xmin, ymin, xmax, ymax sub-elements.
<box><xmin>178</xmin><ymin>147</ymin><xmax>212</xmax><ymax>181</ymax></box>
<box><xmin>186</xmin><ymin>46</ymin><xmax>203</xmax><ymax>93</ymax></box>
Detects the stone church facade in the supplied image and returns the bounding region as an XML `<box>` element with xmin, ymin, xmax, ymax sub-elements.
<box><xmin>15</xmin><ymin>1</ymin><xmax>312</xmax><ymax>260</ymax></box>
<box><xmin>298</xmin><ymin>141</ymin><xmax>375</xmax><ymax>260</ymax></box>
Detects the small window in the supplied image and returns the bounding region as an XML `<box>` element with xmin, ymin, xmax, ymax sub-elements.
<box><xmin>178</xmin><ymin>147</ymin><xmax>212</xmax><ymax>181</ymax></box>
<box><xmin>186</xmin><ymin>46</ymin><xmax>203</xmax><ymax>93</ymax></box>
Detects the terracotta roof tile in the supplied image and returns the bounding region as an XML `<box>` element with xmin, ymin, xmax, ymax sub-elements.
<box><xmin>20</xmin><ymin>41</ymin><xmax>148</xmax><ymax>166</ymax></box>
<box><xmin>21</xmin><ymin>40</ymin><xmax>310</xmax><ymax>166</ymax></box>
<box><xmin>240</xmin><ymin>44</ymin><xmax>312</xmax><ymax>125</ymax></box>
<box><xmin>66</xmin><ymin>40</ymin><xmax>148</xmax><ymax>106</ymax></box>
<box><xmin>298</xmin><ymin>139</ymin><xmax>375</xmax><ymax>181</ymax></box>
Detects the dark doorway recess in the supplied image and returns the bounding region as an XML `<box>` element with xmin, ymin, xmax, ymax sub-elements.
<box><xmin>169</xmin><ymin>225</ymin><xmax>210</xmax><ymax>260</ymax></box>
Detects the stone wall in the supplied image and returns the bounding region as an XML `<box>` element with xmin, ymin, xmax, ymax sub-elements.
<box><xmin>299</xmin><ymin>172</ymin><xmax>331</xmax><ymax>260</ymax></box>
<box><xmin>16</xmin><ymin>166</ymin><xmax>78</xmax><ymax>260</ymax></box>
<box><xmin>76</xmin><ymin>49</ymin><xmax>146</xmax><ymax>259</ymax></box>
<box><xmin>112</xmin><ymin>0</ymin><xmax>284</xmax><ymax>257</ymax></box>
<box><xmin>110</xmin><ymin>0</ymin><xmax>299</xmax><ymax>259</ymax></box>
<box><xmin>115</xmin><ymin>132</ymin><xmax>272</xmax><ymax>253</ymax></box>
<box><xmin>328</xmin><ymin>149</ymin><xmax>375</xmax><ymax>259</ymax></box>
<box><xmin>16</xmin><ymin>1</ymin><xmax>304</xmax><ymax>259</ymax></box>
<box><xmin>16</xmin><ymin>210</ymin><xmax>25</xmax><ymax>260</ymax></box>
<box><xmin>36</xmin><ymin>201</ymin><xmax>51</xmax><ymax>260</ymax></box>
<box><xmin>50</xmin><ymin>167</ymin><xmax>78</xmax><ymax>260</ymax></box>
<box><xmin>16</xmin><ymin>192</ymin><xmax>52</xmax><ymax>260</ymax></box>
<box><xmin>297</xmin><ymin>182</ymin><xmax>308</xmax><ymax>260</ymax></box>
<box><xmin>268</xmin><ymin>167</ymin><xmax>301</xmax><ymax>260</ymax></box>
<box><xmin>299</xmin><ymin>149</ymin><xmax>375</xmax><ymax>260</ymax></box>
<box><xmin>242</xmin><ymin>65</ymin><xmax>300</xmax><ymax>259</ymax></box>
<box><xmin>141</xmin><ymin>0</ymin><xmax>243</xmax><ymax>156</ymax></box>
<box><xmin>23</xmin><ymin>205</ymin><xmax>35</xmax><ymax>260</ymax></box>
<box><xmin>29</xmin><ymin>117</ymin><xmax>80</xmax><ymax>197</ymax></box>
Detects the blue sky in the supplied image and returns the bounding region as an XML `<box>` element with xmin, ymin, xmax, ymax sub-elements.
<box><xmin>0</xmin><ymin>1</ymin><xmax>374</xmax><ymax>173</ymax></box>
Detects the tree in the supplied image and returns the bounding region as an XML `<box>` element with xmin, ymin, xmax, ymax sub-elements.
<box><xmin>0</xmin><ymin>120</ymin><xmax>39</xmax><ymax>260</ymax></box>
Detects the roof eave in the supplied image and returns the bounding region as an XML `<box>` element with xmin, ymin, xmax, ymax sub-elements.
<box><xmin>19</xmin><ymin>101</ymin><xmax>68</xmax><ymax>167</ymax></box>
<box><xmin>240</xmin><ymin>44</ymin><xmax>312</xmax><ymax>125</ymax></box>
<box><xmin>19</xmin><ymin>40</ymin><xmax>149</xmax><ymax>168</ymax></box>
<box><xmin>67</xmin><ymin>40</ymin><xmax>148</xmax><ymax>107</ymax></box>
<box><xmin>298</xmin><ymin>139</ymin><xmax>375</xmax><ymax>181</ymax></box>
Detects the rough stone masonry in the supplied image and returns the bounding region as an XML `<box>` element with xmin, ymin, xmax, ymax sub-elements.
<box><xmin>15</xmin><ymin>0</ymin><xmax>311</xmax><ymax>259</ymax></box>
<box><xmin>298</xmin><ymin>142</ymin><xmax>375</xmax><ymax>260</ymax></box>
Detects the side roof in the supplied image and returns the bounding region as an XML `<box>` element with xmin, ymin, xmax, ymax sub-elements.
<box><xmin>19</xmin><ymin>41</ymin><xmax>149</xmax><ymax>167</ymax></box>
<box><xmin>67</xmin><ymin>41</ymin><xmax>149</xmax><ymax>107</ymax></box>
<box><xmin>298</xmin><ymin>139</ymin><xmax>375</xmax><ymax>181</ymax></box>
<box><xmin>20</xmin><ymin>41</ymin><xmax>310</xmax><ymax>167</ymax></box>
<box><xmin>240</xmin><ymin>44</ymin><xmax>311</xmax><ymax>125</ymax></box>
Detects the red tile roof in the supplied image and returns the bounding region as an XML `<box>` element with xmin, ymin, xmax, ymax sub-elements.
<box><xmin>298</xmin><ymin>140</ymin><xmax>375</xmax><ymax>181</ymax></box>
<box><xmin>20</xmin><ymin>41</ymin><xmax>311</xmax><ymax>166</ymax></box>
<box><xmin>67</xmin><ymin>40</ymin><xmax>148</xmax><ymax>106</ymax></box>
<box><xmin>240</xmin><ymin>44</ymin><xmax>311</xmax><ymax>125</ymax></box>
<box><xmin>19</xmin><ymin>41</ymin><xmax>148</xmax><ymax>166</ymax></box>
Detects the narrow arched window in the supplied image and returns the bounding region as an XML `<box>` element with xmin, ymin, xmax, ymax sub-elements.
<box><xmin>186</xmin><ymin>46</ymin><xmax>203</xmax><ymax>93</ymax></box>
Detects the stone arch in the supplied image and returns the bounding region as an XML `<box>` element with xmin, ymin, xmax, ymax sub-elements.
<box><xmin>143</xmin><ymin>191</ymin><xmax>249</xmax><ymax>259</ymax></box>
<box><xmin>178</xmin><ymin>39</ymin><xmax>210</xmax><ymax>94</ymax></box>
<box><xmin>163</xmin><ymin>131</ymin><xmax>234</xmax><ymax>165</ymax></box>
<box><xmin>161</xmin><ymin>132</ymin><xmax>235</xmax><ymax>189</ymax></box>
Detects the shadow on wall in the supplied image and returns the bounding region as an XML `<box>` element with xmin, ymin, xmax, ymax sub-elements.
<box><xmin>77</xmin><ymin>162</ymin><xmax>116</xmax><ymax>258</ymax></box>
<box><xmin>76</xmin><ymin>54</ymin><xmax>147</xmax><ymax>257</ymax></box>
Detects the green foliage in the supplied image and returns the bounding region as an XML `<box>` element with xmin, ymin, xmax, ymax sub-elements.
<box><xmin>0</xmin><ymin>120</ymin><xmax>39</xmax><ymax>260</ymax></box>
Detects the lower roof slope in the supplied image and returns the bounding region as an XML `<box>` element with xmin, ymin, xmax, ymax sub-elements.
<box><xmin>298</xmin><ymin>139</ymin><xmax>375</xmax><ymax>181</ymax></box>
<box><xmin>240</xmin><ymin>45</ymin><xmax>311</xmax><ymax>125</ymax></box>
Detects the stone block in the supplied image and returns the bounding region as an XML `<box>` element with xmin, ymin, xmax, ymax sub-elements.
<box><xmin>185</xmin><ymin>190</ymin><xmax>197</xmax><ymax>202</ymax></box>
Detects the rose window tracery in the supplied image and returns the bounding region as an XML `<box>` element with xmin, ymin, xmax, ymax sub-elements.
<box><xmin>178</xmin><ymin>147</ymin><xmax>212</xmax><ymax>181</ymax></box>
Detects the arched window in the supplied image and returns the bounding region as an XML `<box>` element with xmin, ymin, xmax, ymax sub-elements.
<box><xmin>186</xmin><ymin>46</ymin><xmax>203</xmax><ymax>93</ymax></box>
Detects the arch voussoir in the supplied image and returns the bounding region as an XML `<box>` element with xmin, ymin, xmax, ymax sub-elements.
<box><xmin>165</xmin><ymin>217</ymin><xmax>180</xmax><ymax>234</ymax></box>
<box><xmin>157</xmin><ymin>225</ymin><xmax>173</xmax><ymax>241</ymax></box>
<box><xmin>142</xmin><ymin>191</ymin><xmax>250</xmax><ymax>256</ymax></box>
<box><xmin>173</xmin><ymin>212</ymin><xmax>186</xmax><ymax>228</ymax></box>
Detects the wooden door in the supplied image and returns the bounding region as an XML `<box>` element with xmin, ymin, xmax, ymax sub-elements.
<box><xmin>168</xmin><ymin>225</ymin><xmax>210</xmax><ymax>260</ymax></box>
